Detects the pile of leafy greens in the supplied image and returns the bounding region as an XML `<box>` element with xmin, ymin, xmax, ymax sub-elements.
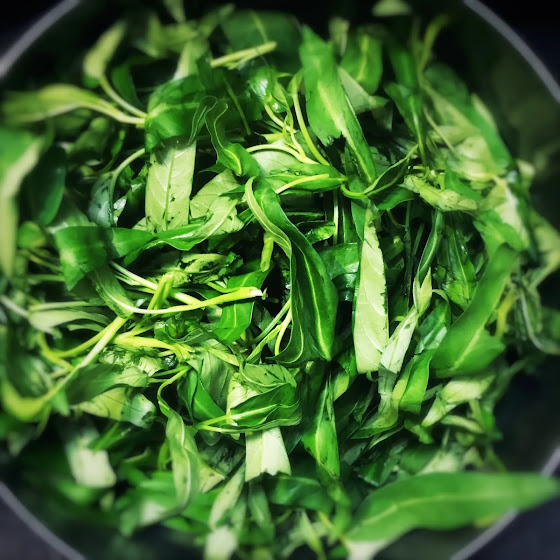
<box><xmin>1</xmin><ymin>1</ymin><xmax>560</xmax><ymax>558</ymax></box>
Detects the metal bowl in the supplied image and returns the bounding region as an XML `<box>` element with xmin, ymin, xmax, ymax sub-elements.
<box><xmin>1</xmin><ymin>1</ymin><xmax>559</xmax><ymax>559</ymax></box>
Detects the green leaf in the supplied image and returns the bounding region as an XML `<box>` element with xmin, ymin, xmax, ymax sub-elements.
<box><xmin>301</xmin><ymin>380</ymin><xmax>340</xmax><ymax>480</ymax></box>
<box><xmin>190</xmin><ymin>170</ymin><xmax>240</xmax><ymax>220</ymax></box>
<box><xmin>61</xmin><ymin>423</ymin><xmax>117</xmax><ymax>488</ymax></box>
<box><xmin>300</xmin><ymin>27</ymin><xmax>377</xmax><ymax>184</ymax></box>
<box><xmin>77</xmin><ymin>388</ymin><xmax>156</xmax><ymax>428</ymax></box>
<box><xmin>205</xmin><ymin>99</ymin><xmax>260</xmax><ymax>177</ymax></box>
<box><xmin>249</xmin><ymin>181</ymin><xmax>338</xmax><ymax>365</ymax></box>
<box><xmin>66</xmin><ymin>363</ymin><xmax>149</xmax><ymax>405</ymax></box>
<box><xmin>221</xmin><ymin>10</ymin><xmax>301</xmax><ymax>72</ymax></box>
<box><xmin>398</xmin><ymin>350</ymin><xmax>435</xmax><ymax>413</ymax></box>
<box><xmin>144</xmin><ymin>76</ymin><xmax>206</xmax><ymax>150</ymax></box>
<box><xmin>2</xmin><ymin>85</ymin><xmax>137</xmax><ymax>124</ymax></box>
<box><xmin>245</xmin><ymin>427</ymin><xmax>291</xmax><ymax>482</ymax></box>
<box><xmin>54</xmin><ymin>226</ymin><xmax>108</xmax><ymax>289</ymax></box>
<box><xmin>164</xmin><ymin>0</ymin><xmax>186</xmax><ymax>23</ymax></box>
<box><xmin>348</xmin><ymin>472</ymin><xmax>560</xmax><ymax>543</ymax></box>
<box><xmin>353</xmin><ymin>203</ymin><xmax>388</xmax><ymax>373</ymax></box>
<box><xmin>209</xmin><ymin>464</ymin><xmax>245</xmax><ymax>528</ymax></box>
<box><xmin>527</xmin><ymin>209</ymin><xmax>560</xmax><ymax>287</ymax></box>
<box><xmin>156</xmin><ymin>194</ymin><xmax>242</xmax><ymax>251</ymax></box>
<box><xmin>422</xmin><ymin>371</ymin><xmax>494</xmax><ymax>427</ymax></box>
<box><xmin>214</xmin><ymin>265</ymin><xmax>270</xmax><ymax>344</ymax></box>
<box><xmin>432</xmin><ymin>244</ymin><xmax>518</xmax><ymax>376</ymax></box>
<box><xmin>145</xmin><ymin>139</ymin><xmax>197</xmax><ymax>233</ymax></box>
<box><xmin>164</xmin><ymin>409</ymin><xmax>200</xmax><ymax>509</ymax></box>
<box><xmin>21</xmin><ymin>146</ymin><xmax>66</xmax><ymax>226</ymax></box>
<box><xmin>424</xmin><ymin>64</ymin><xmax>512</xmax><ymax>176</ymax></box>
<box><xmin>0</xmin><ymin>127</ymin><xmax>42</xmax><ymax>277</ymax></box>
<box><xmin>265</xmin><ymin>475</ymin><xmax>333</xmax><ymax>513</ymax></box>
<box><xmin>83</xmin><ymin>21</ymin><xmax>126</xmax><ymax>81</ymax></box>
<box><xmin>341</xmin><ymin>31</ymin><xmax>383</xmax><ymax>95</ymax></box>
<box><xmin>402</xmin><ymin>175</ymin><xmax>478</xmax><ymax>213</ymax></box>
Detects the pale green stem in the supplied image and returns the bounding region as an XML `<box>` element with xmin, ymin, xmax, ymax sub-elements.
<box><xmin>114</xmin><ymin>287</ymin><xmax>263</xmax><ymax>315</ymax></box>
<box><xmin>51</xmin><ymin>314</ymin><xmax>121</xmax><ymax>358</ymax></box>
<box><xmin>275</xmin><ymin>173</ymin><xmax>337</xmax><ymax>195</ymax></box>
<box><xmin>99</xmin><ymin>75</ymin><xmax>147</xmax><ymax>119</ymax></box>
<box><xmin>333</xmin><ymin>190</ymin><xmax>340</xmax><ymax>245</ymax></box>
<box><xmin>247</xmin><ymin>325</ymin><xmax>282</xmax><ymax>362</ymax></box>
<box><xmin>45</xmin><ymin>315</ymin><xmax>128</xmax><ymax>401</ymax></box>
<box><xmin>211</xmin><ymin>41</ymin><xmax>277</xmax><ymax>68</ymax></box>
<box><xmin>29</xmin><ymin>301</ymin><xmax>96</xmax><ymax>311</ymax></box>
<box><xmin>108</xmin><ymin>147</ymin><xmax>146</xmax><ymax>204</ymax></box>
<box><xmin>274</xmin><ymin>308</ymin><xmax>292</xmax><ymax>355</ymax></box>
<box><xmin>0</xmin><ymin>296</ymin><xmax>28</xmax><ymax>319</ymax></box>
<box><xmin>72</xmin><ymin>316</ymin><xmax>128</xmax><ymax>370</ymax></box>
<box><xmin>246</xmin><ymin>143</ymin><xmax>316</xmax><ymax>164</ymax></box>
<box><xmin>111</xmin><ymin>262</ymin><xmax>200</xmax><ymax>305</ymax></box>
<box><xmin>260</xmin><ymin>232</ymin><xmax>275</xmax><ymax>272</ymax></box>
<box><xmin>290</xmin><ymin>76</ymin><xmax>330</xmax><ymax>165</ymax></box>
<box><xmin>206</xmin><ymin>281</ymin><xmax>234</xmax><ymax>293</ymax></box>
<box><xmin>253</xmin><ymin>298</ymin><xmax>291</xmax><ymax>344</ymax></box>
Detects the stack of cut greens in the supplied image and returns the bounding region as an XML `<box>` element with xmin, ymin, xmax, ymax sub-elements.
<box><xmin>1</xmin><ymin>1</ymin><xmax>560</xmax><ymax>558</ymax></box>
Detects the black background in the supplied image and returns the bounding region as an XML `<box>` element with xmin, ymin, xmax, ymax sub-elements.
<box><xmin>0</xmin><ymin>1</ymin><xmax>559</xmax><ymax>559</ymax></box>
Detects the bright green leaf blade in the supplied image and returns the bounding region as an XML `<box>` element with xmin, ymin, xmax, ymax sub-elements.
<box><xmin>353</xmin><ymin>204</ymin><xmax>388</xmax><ymax>373</ymax></box>
<box><xmin>348</xmin><ymin>472</ymin><xmax>560</xmax><ymax>543</ymax></box>
<box><xmin>145</xmin><ymin>139</ymin><xmax>196</xmax><ymax>233</ymax></box>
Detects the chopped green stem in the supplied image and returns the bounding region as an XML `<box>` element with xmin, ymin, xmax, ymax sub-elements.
<box><xmin>0</xmin><ymin>296</ymin><xmax>29</xmax><ymax>319</ymax></box>
<box><xmin>206</xmin><ymin>281</ymin><xmax>234</xmax><ymax>293</ymax></box>
<box><xmin>52</xmin><ymin>316</ymin><xmax>118</xmax><ymax>358</ymax></box>
<box><xmin>274</xmin><ymin>307</ymin><xmax>292</xmax><ymax>355</ymax></box>
<box><xmin>73</xmin><ymin>316</ymin><xmax>128</xmax><ymax>370</ymax></box>
<box><xmin>114</xmin><ymin>287</ymin><xmax>263</xmax><ymax>315</ymax></box>
<box><xmin>225</xmin><ymin>77</ymin><xmax>251</xmax><ymax>136</ymax></box>
<box><xmin>424</xmin><ymin>109</ymin><xmax>457</xmax><ymax>154</ymax></box>
<box><xmin>115</xmin><ymin>334</ymin><xmax>192</xmax><ymax>360</ymax></box>
<box><xmin>86</xmin><ymin>102</ymin><xmax>145</xmax><ymax>126</ymax></box>
<box><xmin>196</xmin><ymin>403</ymin><xmax>276</xmax><ymax>430</ymax></box>
<box><xmin>29</xmin><ymin>301</ymin><xmax>96</xmax><ymax>311</ymax></box>
<box><xmin>28</xmin><ymin>274</ymin><xmax>65</xmax><ymax>283</ymax></box>
<box><xmin>495</xmin><ymin>287</ymin><xmax>517</xmax><ymax>338</ymax></box>
<box><xmin>99</xmin><ymin>75</ymin><xmax>147</xmax><ymax>119</ymax></box>
<box><xmin>275</xmin><ymin>173</ymin><xmax>340</xmax><ymax>195</ymax></box>
<box><xmin>46</xmin><ymin>315</ymin><xmax>129</xmax><ymax>401</ymax></box>
<box><xmin>333</xmin><ymin>190</ymin><xmax>340</xmax><ymax>245</ymax></box>
<box><xmin>264</xmin><ymin>104</ymin><xmax>294</xmax><ymax>134</ymax></box>
<box><xmin>211</xmin><ymin>41</ymin><xmax>277</xmax><ymax>68</ymax></box>
<box><xmin>247</xmin><ymin>325</ymin><xmax>283</xmax><ymax>362</ymax></box>
<box><xmin>115</xmin><ymin>334</ymin><xmax>172</xmax><ymax>350</ymax></box>
<box><xmin>111</xmin><ymin>262</ymin><xmax>200</xmax><ymax>305</ymax></box>
<box><xmin>247</xmin><ymin>143</ymin><xmax>316</xmax><ymax>164</ymax></box>
<box><xmin>340</xmin><ymin>184</ymin><xmax>367</xmax><ymax>199</ymax></box>
<box><xmin>24</xmin><ymin>252</ymin><xmax>61</xmax><ymax>272</ymax></box>
<box><xmin>253</xmin><ymin>298</ymin><xmax>291</xmax><ymax>344</ymax></box>
<box><xmin>387</xmin><ymin>209</ymin><xmax>405</xmax><ymax>228</ymax></box>
<box><xmin>108</xmin><ymin>147</ymin><xmax>146</xmax><ymax>204</ymax></box>
<box><xmin>260</xmin><ymin>232</ymin><xmax>275</xmax><ymax>272</ymax></box>
<box><xmin>290</xmin><ymin>75</ymin><xmax>330</xmax><ymax>165</ymax></box>
<box><xmin>157</xmin><ymin>369</ymin><xmax>188</xmax><ymax>417</ymax></box>
<box><xmin>37</xmin><ymin>332</ymin><xmax>72</xmax><ymax>370</ymax></box>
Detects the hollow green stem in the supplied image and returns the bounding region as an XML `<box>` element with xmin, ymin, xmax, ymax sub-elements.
<box><xmin>99</xmin><ymin>75</ymin><xmax>147</xmax><ymax>119</ymax></box>
<box><xmin>211</xmin><ymin>41</ymin><xmax>277</xmax><ymax>68</ymax></box>
<box><xmin>115</xmin><ymin>287</ymin><xmax>263</xmax><ymax>316</ymax></box>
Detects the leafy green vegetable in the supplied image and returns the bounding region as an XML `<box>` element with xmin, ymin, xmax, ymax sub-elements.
<box><xmin>1</xmin><ymin>2</ymin><xmax>559</xmax><ymax>559</ymax></box>
<box><xmin>145</xmin><ymin>139</ymin><xmax>196</xmax><ymax>232</ymax></box>
<box><xmin>353</xmin><ymin>203</ymin><xmax>388</xmax><ymax>373</ymax></box>
<box><xmin>348</xmin><ymin>472</ymin><xmax>560</xmax><ymax>543</ymax></box>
